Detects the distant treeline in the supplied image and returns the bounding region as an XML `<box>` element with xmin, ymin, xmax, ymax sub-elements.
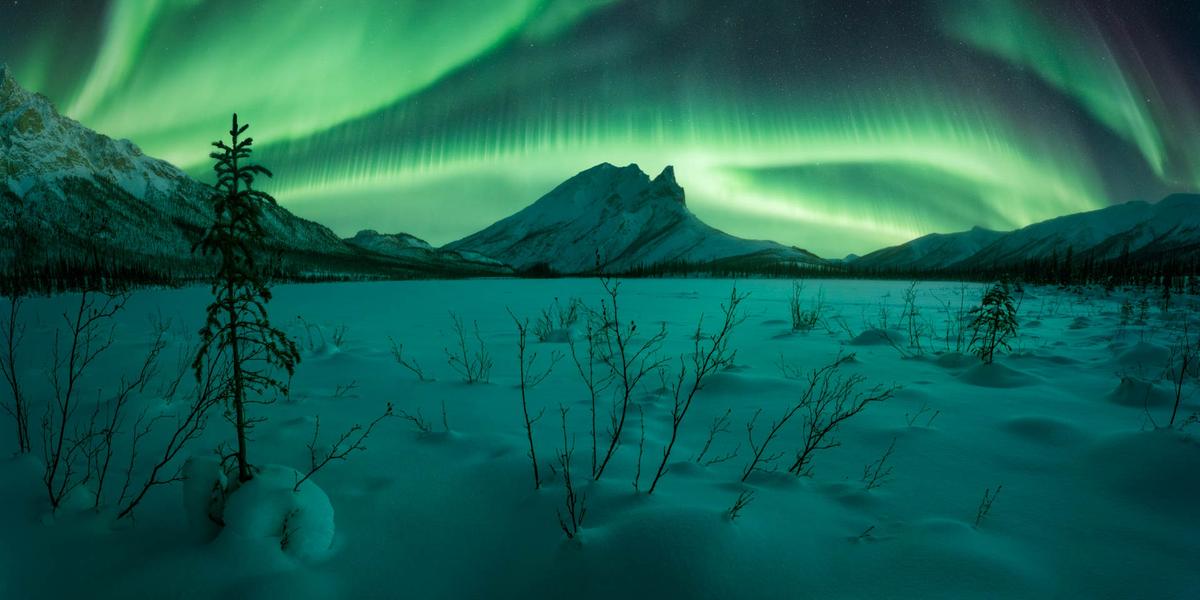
<box><xmin>847</xmin><ymin>246</ymin><xmax>1200</xmax><ymax>289</ymax></box>
<box><xmin>5</xmin><ymin>244</ymin><xmax>1200</xmax><ymax>295</ymax></box>
<box><xmin>520</xmin><ymin>246</ymin><xmax>1200</xmax><ymax>290</ymax></box>
<box><xmin>0</xmin><ymin>247</ymin><xmax>498</xmax><ymax>295</ymax></box>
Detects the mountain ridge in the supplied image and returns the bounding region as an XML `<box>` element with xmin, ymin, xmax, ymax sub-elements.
<box><xmin>0</xmin><ymin>65</ymin><xmax>507</xmax><ymax>279</ymax></box>
<box><xmin>853</xmin><ymin>195</ymin><xmax>1200</xmax><ymax>273</ymax></box>
<box><xmin>444</xmin><ymin>162</ymin><xmax>824</xmax><ymax>274</ymax></box>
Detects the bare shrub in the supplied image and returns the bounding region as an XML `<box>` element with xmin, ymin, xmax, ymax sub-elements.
<box><xmin>0</xmin><ymin>292</ymin><xmax>29</xmax><ymax>453</ymax></box>
<box><xmin>974</xmin><ymin>484</ymin><xmax>1003</xmax><ymax>527</ymax></box>
<box><xmin>725</xmin><ymin>489</ymin><xmax>755</xmax><ymax>522</ymax></box>
<box><xmin>790</xmin><ymin>279</ymin><xmax>824</xmax><ymax>332</ymax></box>
<box><xmin>331</xmin><ymin>324</ymin><xmax>348</xmax><ymax>348</ymax></box>
<box><xmin>534</xmin><ymin>297</ymin><xmax>582</xmax><ymax>342</ymax></box>
<box><xmin>743</xmin><ymin>354</ymin><xmax>896</xmax><ymax>481</ymax></box>
<box><xmin>1163</xmin><ymin>322</ymin><xmax>1198</xmax><ymax>428</ymax></box>
<box><xmin>899</xmin><ymin>281</ymin><xmax>928</xmax><ymax>356</ymax></box>
<box><xmin>592</xmin><ymin>276</ymin><xmax>667</xmax><ymax>481</ymax></box>
<box><xmin>42</xmin><ymin>290</ymin><xmax>126</xmax><ymax>509</ymax></box>
<box><xmin>694</xmin><ymin>408</ymin><xmax>738</xmax><ymax>466</ymax></box>
<box><xmin>388</xmin><ymin>337</ymin><xmax>430</xmax><ymax>382</ymax></box>
<box><xmin>555</xmin><ymin>405</ymin><xmax>587</xmax><ymax>540</ymax></box>
<box><xmin>397</xmin><ymin>407</ymin><xmax>433</xmax><ymax>435</ymax></box>
<box><xmin>85</xmin><ymin>317</ymin><xmax>169</xmax><ymax>510</ymax></box>
<box><xmin>510</xmin><ymin>310</ymin><xmax>563</xmax><ymax>489</ymax></box>
<box><xmin>0</xmin><ymin>196</ymin><xmax>34</xmax><ymax>453</ymax></box>
<box><xmin>568</xmin><ymin>319</ymin><xmax>614</xmax><ymax>478</ymax></box>
<box><xmin>116</xmin><ymin>352</ymin><xmax>229</xmax><ymax>521</ymax></box>
<box><xmin>931</xmin><ymin>282</ymin><xmax>972</xmax><ymax>353</ymax></box>
<box><xmin>445</xmin><ymin>312</ymin><xmax>492</xmax><ymax>384</ymax></box>
<box><xmin>295</xmin><ymin>316</ymin><xmax>345</xmax><ymax>352</ymax></box>
<box><xmin>861</xmin><ymin>437</ymin><xmax>897</xmax><ymax>491</ymax></box>
<box><xmin>294</xmin><ymin>403</ymin><xmax>395</xmax><ymax>491</ymax></box>
<box><xmin>648</xmin><ymin>286</ymin><xmax>746</xmax><ymax>493</ymax></box>
<box><xmin>905</xmin><ymin>402</ymin><xmax>940</xmax><ymax>428</ymax></box>
<box><xmin>333</xmin><ymin>380</ymin><xmax>359</xmax><ymax>399</ymax></box>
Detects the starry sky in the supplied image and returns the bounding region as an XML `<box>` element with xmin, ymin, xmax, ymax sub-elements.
<box><xmin>2</xmin><ymin>0</ymin><xmax>1199</xmax><ymax>257</ymax></box>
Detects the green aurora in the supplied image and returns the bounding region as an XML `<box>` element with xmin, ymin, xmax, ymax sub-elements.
<box><xmin>3</xmin><ymin>0</ymin><xmax>1198</xmax><ymax>257</ymax></box>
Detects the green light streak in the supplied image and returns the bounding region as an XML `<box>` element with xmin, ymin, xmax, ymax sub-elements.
<box><xmin>940</xmin><ymin>0</ymin><xmax>1166</xmax><ymax>178</ymax></box>
<box><xmin>60</xmin><ymin>0</ymin><xmax>563</xmax><ymax>168</ymax></box>
<box><xmin>5</xmin><ymin>0</ymin><xmax>1197</xmax><ymax>257</ymax></box>
<box><xmin>262</xmin><ymin>79</ymin><xmax>1104</xmax><ymax>255</ymax></box>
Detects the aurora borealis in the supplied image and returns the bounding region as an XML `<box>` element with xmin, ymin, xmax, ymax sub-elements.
<box><xmin>3</xmin><ymin>0</ymin><xmax>1198</xmax><ymax>257</ymax></box>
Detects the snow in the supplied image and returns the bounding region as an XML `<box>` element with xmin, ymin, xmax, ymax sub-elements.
<box><xmin>219</xmin><ymin>465</ymin><xmax>336</xmax><ymax>562</ymax></box>
<box><xmin>1</xmin><ymin>278</ymin><xmax>1198</xmax><ymax>598</ymax></box>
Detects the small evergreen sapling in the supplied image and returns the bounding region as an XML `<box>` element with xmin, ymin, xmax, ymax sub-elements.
<box><xmin>968</xmin><ymin>282</ymin><xmax>1019</xmax><ymax>365</ymax></box>
<box><xmin>193</xmin><ymin>114</ymin><xmax>300</xmax><ymax>483</ymax></box>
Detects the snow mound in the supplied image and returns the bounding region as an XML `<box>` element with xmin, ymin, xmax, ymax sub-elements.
<box><xmin>935</xmin><ymin>352</ymin><xmax>976</xmax><ymax>369</ymax></box>
<box><xmin>1106</xmin><ymin>376</ymin><xmax>1173</xmax><ymax>408</ymax></box>
<box><xmin>849</xmin><ymin>328</ymin><xmax>901</xmax><ymax>346</ymax></box>
<box><xmin>538</xmin><ymin>327</ymin><xmax>574</xmax><ymax>344</ymax></box>
<box><xmin>220</xmin><ymin>465</ymin><xmax>336</xmax><ymax>562</ymax></box>
<box><xmin>182</xmin><ymin>459</ymin><xmax>335</xmax><ymax>561</ymax></box>
<box><xmin>1001</xmin><ymin>415</ymin><xmax>1088</xmax><ymax>447</ymax></box>
<box><xmin>1114</xmin><ymin>342</ymin><xmax>1170</xmax><ymax>373</ymax></box>
<box><xmin>958</xmin><ymin>363</ymin><xmax>1040</xmax><ymax>388</ymax></box>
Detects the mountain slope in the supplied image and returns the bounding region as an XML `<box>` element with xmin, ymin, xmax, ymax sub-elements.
<box><xmin>444</xmin><ymin>163</ymin><xmax>823</xmax><ymax>274</ymax></box>
<box><xmin>853</xmin><ymin>194</ymin><xmax>1200</xmax><ymax>272</ymax></box>
<box><xmin>854</xmin><ymin>226</ymin><xmax>1004</xmax><ymax>271</ymax></box>
<box><xmin>956</xmin><ymin>195</ymin><xmax>1200</xmax><ymax>269</ymax></box>
<box><xmin>0</xmin><ymin>65</ymin><xmax>506</xmax><ymax>279</ymax></box>
<box><xmin>345</xmin><ymin>230</ymin><xmax>511</xmax><ymax>274</ymax></box>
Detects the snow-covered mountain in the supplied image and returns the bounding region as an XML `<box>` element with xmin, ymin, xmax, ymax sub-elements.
<box><xmin>0</xmin><ymin>65</ymin><xmax>506</xmax><ymax>278</ymax></box>
<box><xmin>345</xmin><ymin>230</ymin><xmax>511</xmax><ymax>274</ymax></box>
<box><xmin>1</xmin><ymin>64</ymin><xmax>350</xmax><ymax>265</ymax></box>
<box><xmin>953</xmin><ymin>195</ymin><xmax>1200</xmax><ymax>269</ymax></box>
<box><xmin>854</xmin><ymin>226</ymin><xmax>1005</xmax><ymax>271</ymax></box>
<box><xmin>444</xmin><ymin>163</ymin><xmax>824</xmax><ymax>274</ymax></box>
<box><xmin>855</xmin><ymin>194</ymin><xmax>1200</xmax><ymax>272</ymax></box>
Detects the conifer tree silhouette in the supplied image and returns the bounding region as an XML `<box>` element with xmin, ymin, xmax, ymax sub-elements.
<box><xmin>967</xmin><ymin>282</ymin><xmax>1019</xmax><ymax>365</ymax></box>
<box><xmin>194</xmin><ymin>114</ymin><xmax>299</xmax><ymax>482</ymax></box>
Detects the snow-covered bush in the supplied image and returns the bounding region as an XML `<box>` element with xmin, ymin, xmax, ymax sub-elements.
<box><xmin>183</xmin><ymin>458</ymin><xmax>335</xmax><ymax>561</ymax></box>
<box><xmin>789</xmin><ymin>279</ymin><xmax>824</xmax><ymax>332</ymax></box>
<box><xmin>444</xmin><ymin>311</ymin><xmax>492</xmax><ymax>383</ymax></box>
<box><xmin>534</xmin><ymin>297</ymin><xmax>582</xmax><ymax>343</ymax></box>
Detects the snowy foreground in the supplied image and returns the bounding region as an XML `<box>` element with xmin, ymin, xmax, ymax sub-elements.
<box><xmin>2</xmin><ymin>278</ymin><xmax>1198</xmax><ymax>599</ymax></box>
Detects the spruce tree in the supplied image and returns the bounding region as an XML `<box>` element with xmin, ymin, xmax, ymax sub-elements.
<box><xmin>194</xmin><ymin>114</ymin><xmax>299</xmax><ymax>482</ymax></box>
<box><xmin>967</xmin><ymin>282</ymin><xmax>1019</xmax><ymax>365</ymax></box>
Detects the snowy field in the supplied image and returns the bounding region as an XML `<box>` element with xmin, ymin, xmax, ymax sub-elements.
<box><xmin>2</xmin><ymin>278</ymin><xmax>1199</xmax><ymax>599</ymax></box>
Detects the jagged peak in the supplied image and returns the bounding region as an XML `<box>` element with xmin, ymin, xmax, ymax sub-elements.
<box><xmin>644</xmin><ymin>164</ymin><xmax>685</xmax><ymax>206</ymax></box>
<box><xmin>653</xmin><ymin>165</ymin><xmax>676</xmax><ymax>186</ymax></box>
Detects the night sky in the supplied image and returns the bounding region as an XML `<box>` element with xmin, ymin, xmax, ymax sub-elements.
<box><xmin>2</xmin><ymin>0</ymin><xmax>1198</xmax><ymax>257</ymax></box>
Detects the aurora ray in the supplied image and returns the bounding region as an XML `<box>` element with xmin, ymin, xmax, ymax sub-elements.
<box><xmin>2</xmin><ymin>0</ymin><xmax>1197</xmax><ymax>257</ymax></box>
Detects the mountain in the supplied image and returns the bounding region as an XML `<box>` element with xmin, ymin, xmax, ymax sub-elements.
<box><xmin>345</xmin><ymin>230</ymin><xmax>511</xmax><ymax>274</ymax></box>
<box><xmin>957</xmin><ymin>195</ymin><xmax>1200</xmax><ymax>268</ymax></box>
<box><xmin>444</xmin><ymin>163</ymin><xmax>824</xmax><ymax>274</ymax></box>
<box><xmin>854</xmin><ymin>226</ymin><xmax>1004</xmax><ymax>271</ymax></box>
<box><xmin>854</xmin><ymin>194</ymin><xmax>1200</xmax><ymax>272</ymax></box>
<box><xmin>0</xmin><ymin>65</ymin><xmax>505</xmax><ymax>279</ymax></box>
